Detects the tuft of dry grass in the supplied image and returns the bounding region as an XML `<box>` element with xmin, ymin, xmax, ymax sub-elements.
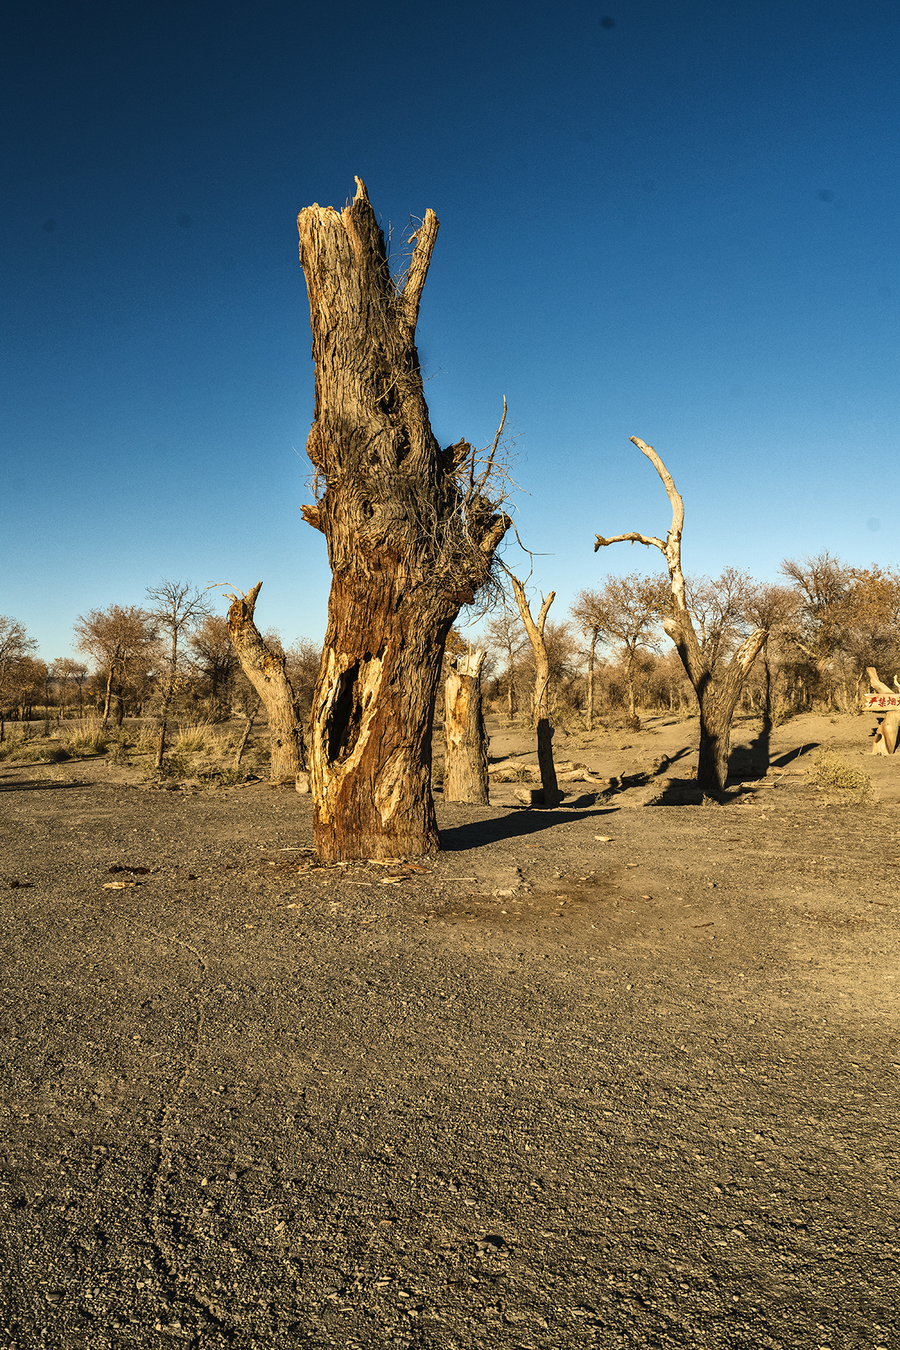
<box><xmin>806</xmin><ymin>750</ymin><xmax>873</xmax><ymax>802</ymax></box>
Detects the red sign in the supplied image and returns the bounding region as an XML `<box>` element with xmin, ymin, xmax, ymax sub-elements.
<box><xmin>865</xmin><ymin>694</ymin><xmax>900</xmax><ymax>710</ymax></box>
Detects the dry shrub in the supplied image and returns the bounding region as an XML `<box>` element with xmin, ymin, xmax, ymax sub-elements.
<box><xmin>807</xmin><ymin>750</ymin><xmax>873</xmax><ymax>802</ymax></box>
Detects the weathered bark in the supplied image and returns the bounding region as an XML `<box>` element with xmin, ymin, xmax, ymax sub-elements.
<box><xmin>226</xmin><ymin>584</ymin><xmax>306</xmax><ymax>784</ymax></box>
<box><xmin>297</xmin><ymin>179</ymin><xmax>510</xmax><ymax>860</ymax></box>
<box><xmin>507</xmin><ymin>573</ymin><xmax>561</xmax><ymax>805</ymax></box>
<box><xmin>595</xmin><ymin>438</ymin><xmax>768</xmax><ymax>795</ymax></box>
<box><xmin>443</xmin><ymin>649</ymin><xmax>489</xmax><ymax>804</ymax></box>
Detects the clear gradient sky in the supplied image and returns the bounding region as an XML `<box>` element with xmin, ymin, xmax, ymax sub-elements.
<box><xmin>2</xmin><ymin>0</ymin><xmax>897</xmax><ymax>664</ymax></box>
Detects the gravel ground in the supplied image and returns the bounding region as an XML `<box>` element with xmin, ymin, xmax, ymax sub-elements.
<box><xmin>1</xmin><ymin>716</ymin><xmax>898</xmax><ymax>1348</ymax></box>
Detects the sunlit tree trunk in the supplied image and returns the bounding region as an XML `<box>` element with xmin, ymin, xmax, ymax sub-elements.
<box><xmin>443</xmin><ymin>649</ymin><xmax>489</xmax><ymax>804</ymax></box>
<box><xmin>227</xmin><ymin>584</ymin><xmax>306</xmax><ymax>784</ymax></box>
<box><xmin>297</xmin><ymin>179</ymin><xmax>509</xmax><ymax>859</ymax></box>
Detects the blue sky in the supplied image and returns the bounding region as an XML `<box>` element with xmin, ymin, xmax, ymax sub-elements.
<box><xmin>2</xmin><ymin>0</ymin><xmax>897</xmax><ymax>663</ymax></box>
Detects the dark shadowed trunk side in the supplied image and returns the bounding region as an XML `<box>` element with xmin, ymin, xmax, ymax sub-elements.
<box><xmin>297</xmin><ymin>179</ymin><xmax>509</xmax><ymax>860</ymax></box>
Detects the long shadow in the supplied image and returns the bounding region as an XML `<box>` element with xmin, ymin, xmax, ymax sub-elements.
<box><xmin>440</xmin><ymin>803</ymin><xmax>616</xmax><ymax>852</ymax></box>
<box><xmin>769</xmin><ymin>742</ymin><xmax>819</xmax><ymax>769</ymax></box>
<box><xmin>0</xmin><ymin>778</ymin><xmax>86</xmax><ymax>792</ymax></box>
<box><xmin>660</xmin><ymin>746</ymin><xmax>694</xmax><ymax>770</ymax></box>
<box><xmin>737</xmin><ymin>714</ymin><xmax>773</xmax><ymax>779</ymax></box>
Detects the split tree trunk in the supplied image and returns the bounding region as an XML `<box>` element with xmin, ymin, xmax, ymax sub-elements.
<box><xmin>443</xmin><ymin>649</ymin><xmax>489</xmax><ymax>804</ymax></box>
<box><xmin>297</xmin><ymin>179</ymin><xmax>509</xmax><ymax>860</ymax></box>
<box><xmin>227</xmin><ymin>583</ymin><xmax>306</xmax><ymax>785</ymax></box>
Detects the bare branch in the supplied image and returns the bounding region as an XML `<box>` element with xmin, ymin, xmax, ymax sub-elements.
<box><xmin>399</xmin><ymin>207</ymin><xmax>440</xmax><ymax>330</ymax></box>
<box><xmin>471</xmin><ymin>396</ymin><xmax>507</xmax><ymax>498</ymax></box>
<box><xmin>594</xmin><ymin>530</ymin><xmax>667</xmax><ymax>553</ymax></box>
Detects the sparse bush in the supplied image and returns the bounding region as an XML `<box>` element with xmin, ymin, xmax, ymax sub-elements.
<box><xmin>174</xmin><ymin>728</ymin><xmax>210</xmax><ymax>755</ymax></box>
<box><xmin>143</xmin><ymin>751</ymin><xmax>190</xmax><ymax>782</ymax></box>
<box><xmin>65</xmin><ymin>728</ymin><xmax>109</xmax><ymax>756</ymax></box>
<box><xmin>133</xmin><ymin>725</ymin><xmax>158</xmax><ymax>755</ymax></box>
<box><xmin>807</xmin><ymin>750</ymin><xmax>873</xmax><ymax>801</ymax></box>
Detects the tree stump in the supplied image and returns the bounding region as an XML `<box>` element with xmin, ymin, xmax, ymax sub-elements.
<box><xmin>443</xmin><ymin>649</ymin><xmax>489</xmax><ymax>804</ymax></box>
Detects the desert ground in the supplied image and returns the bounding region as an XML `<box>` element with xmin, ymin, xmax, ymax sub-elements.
<box><xmin>0</xmin><ymin>708</ymin><xmax>898</xmax><ymax>1348</ymax></box>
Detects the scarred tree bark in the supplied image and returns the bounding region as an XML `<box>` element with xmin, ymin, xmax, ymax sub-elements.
<box><xmin>595</xmin><ymin>438</ymin><xmax>768</xmax><ymax>794</ymax></box>
<box><xmin>226</xmin><ymin>583</ymin><xmax>307</xmax><ymax>785</ymax></box>
<box><xmin>297</xmin><ymin>179</ymin><xmax>510</xmax><ymax>860</ymax></box>
<box><xmin>443</xmin><ymin>649</ymin><xmax>489</xmax><ymax>804</ymax></box>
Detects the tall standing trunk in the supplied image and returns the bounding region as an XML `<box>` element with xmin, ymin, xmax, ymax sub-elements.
<box><xmin>443</xmin><ymin>649</ymin><xmax>489</xmax><ymax>804</ymax></box>
<box><xmin>297</xmin><ymin>179</ymin><xmax>509</xmax><ymax>860</ymax></box>
<box><xmin>666</xmin><ymin>612</ymin><xmax>766</xmax><ymax>793</ymax></box>
<box><xmin>595</xmin><ymin>438</ymin><xmax>767</xmax><ymax>796</ymax></box>
<box><xmin>507</xmin><ymin>573</ymin><xmax>561</xmax><ymax>806</ymax></box>
<box><xmin>227</xmin><ymin>584</ymin><xmax>306</xmax><ymax>784</ymax></box>
<box><xmin>586</xmin><ymin>639</ymin><xmax>596</xmax><ymax>732</ymax></box>
<box><xmin>101</xmin><ymin>668</ymin><xmax>114</xmax><ymax>730</ymax></box>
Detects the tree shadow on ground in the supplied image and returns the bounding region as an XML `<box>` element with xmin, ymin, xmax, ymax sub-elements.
<box><xmin>0</xmin><ymin>779</ymin><xmax>85</xmax><ymax>792</ymax></box>
<box><xmin>440</xmin><ymin>803</ymin><xmax>616</xmax><ymax>851</ymax></box>
<box><xmin>769</xmin><ymin>742</ymin><xmax>819</xmax><ymax>769</ymax></box>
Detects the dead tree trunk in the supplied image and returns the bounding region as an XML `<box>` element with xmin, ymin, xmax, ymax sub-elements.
<box><xmin>297</xmin><ymin>178</ymin><xmax>510</xmax><ymax>860</ymax></box>
<box><xmin>226</xmin><ymin>583</ymin><xmax>307</xmax><ymax>785</ymax></box>
<box><xmin>507</xmin><ymin>573</ymin><xmax>561</xmax><ymax>806</ymax></box>
<box><xmin>443</xmin><ymin>649</ymin><xmax>489</xmax><ymax>804</ymax></box>
<box><xmin>595</xmin><ymin>438</ymin><xmax>768</xmax><ymax>795</ymax></box>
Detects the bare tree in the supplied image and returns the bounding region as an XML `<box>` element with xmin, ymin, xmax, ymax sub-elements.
<box><xmin>226</xmin><ymin>583</ymin><xmax>307</xmax><ymax>785</ymax></box>
<box><xmin>571</xmin><ymin>574</ymin><xmax>668</xmax><ymax>725</ymax></box>
<box><xmin>297</xmin><ymin>178</ymin><xmax>510</xmax><ymax>859</ymax></box>
<box><xmin>145</xmin><ymin>580</ymin><xmax>213</xmax><ymax>769</ymax></box>
<box><xmin>505</xmin><ymin>571</ymin><xmax>560</xmax><ymax>805</ymax></box>
<box><xmin>0</xmin><ymin>617</ymin><xmax>38</xmax><ymax>738</ymax></box>
<box><xmin>743</xmin><ymin>583</ymin><xmax>798</xmax><ymax>735</ymax></box>
<box><xmin>595</xmin><ymin>438</ymin><xmax>768</xmax><ymax>794</ymax></box>
<box><xmin>54</xmin><ymin>658</ymin><xmax>88</xmax><ymax>718</ymax></box>
<box><xmin>569</xmin><ymin>591</ymin><xmax>604</xmax><ymax>731</ymax></box>
<box><xmin>484</xmin><ymin>607</ymin><xmax>528</xmax><ymax>719</ymax></box>
<box><xmin>284</xmin><ymin>637</ymin><xmax>322</xmax><ymax>725</ymax></box>
<box><xmin>188</xmin><ymin>615</ymin><xmax>239</xmax><ymax>712</ymax></box>
<box><xmin>73</xmin><ymin>605</ymin><xmax>157</xmax><ymax>730</ymax></box>
<box><xmin>683</xmin><ymin>567</ymin><xmax>755</xmax><ymax>674</ymax></box>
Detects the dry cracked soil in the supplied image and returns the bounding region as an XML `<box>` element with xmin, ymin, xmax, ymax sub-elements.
<box><xmin>0</xmin><ymin>711</ymin><xmax>898</xmax><ymax>1349</ymax></box>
